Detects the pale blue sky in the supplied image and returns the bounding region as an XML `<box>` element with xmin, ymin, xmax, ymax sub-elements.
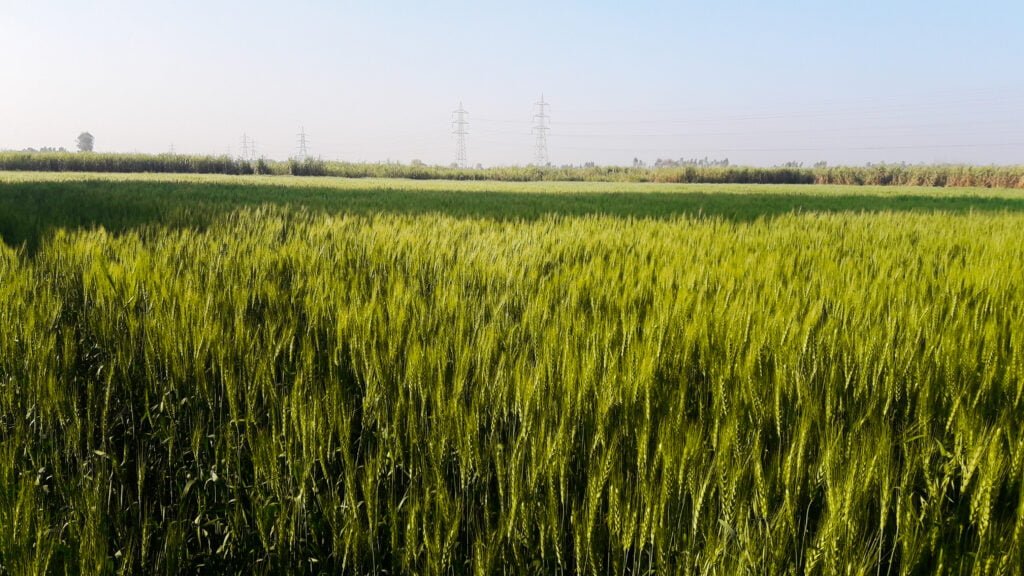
<box><xmin>2</xmin><ymin>0</ymin><xmax>1022</xmax><ymax>166</ymax></box>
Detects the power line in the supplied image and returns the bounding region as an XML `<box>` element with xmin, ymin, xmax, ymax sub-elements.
<box><xmin>474</xmin><ymin>91</ymin><xmax>1024</xmax><ymax>128</ymax></box>
<box><xmin>452</xmin><ymin>102</ymin><xmax>469</xmax><ymax>168</ymax></box>
<box><xmin>533</xmin><ymin>93</ymin><xmax>549</xmax><ymax>165</ymax></box>
<box><xmin>551</xmin><ymin>141</ymin><xmax>1024</xmax><ymax>154</ymax></box>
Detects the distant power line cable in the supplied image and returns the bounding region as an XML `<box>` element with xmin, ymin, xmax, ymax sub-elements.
<box><xmin>552</xmin><ymin>141</ymin><xmax>1024</xmax><ymax>154</ymax></box>
<box><xmin>473</xmin><ymin>91</ymin><xmax>1024</xmax><ymax>128</ymax></box>
<box><xmin>215</xmin><ymin>86</ymin><xmax>1021</xmax><ymax>164</ymax></box>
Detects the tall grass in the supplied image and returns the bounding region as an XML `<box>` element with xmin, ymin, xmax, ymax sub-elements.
<box><xmin>1</xmin><ymin>200</ymin><xmax>1023</xmax><ymax>573</ymax></box>
<box><xmin>2</xmin><ymin>151</ymin><xmax>1023</xmax><ymax>187</ymax></box>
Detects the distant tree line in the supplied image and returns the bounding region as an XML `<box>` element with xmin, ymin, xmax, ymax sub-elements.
<box><xmin>653</xmin><ymin>157</ymin><xmax>730</xmax><ymax>168</ymax></box>
<box><xmin>17</xmin><ymin>131</ymin><xmax>93</xmax><ymax>154</ymax></box>
<box><xmin>17</xmin><ymin>147</ymin><xmax>69</xmax><ymax>153</ymax></box>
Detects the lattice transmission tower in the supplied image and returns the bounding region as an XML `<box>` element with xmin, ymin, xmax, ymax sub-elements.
<box><xmin>452</xmin><ymin>102</ymin><xmax>469</xmax><ymax>168</ymax></box>
<box><xmin>533</xmin><ymin>94</ymin><xmax>550</xmax><ymax>166</ymax></box>
<box><xmin>296</xmin><ymin>126</ymin><xmax>309</xmax><ymax>160</ymax></box>
<box><xmin>240</xmin><ymin>133</ymin><xmax>256</xmax><ymax>161</ymax></box>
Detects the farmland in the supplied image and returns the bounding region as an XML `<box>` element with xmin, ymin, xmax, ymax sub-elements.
<box><xmin>1</xmin><ymin>173</ymin><xmax>1023</xmax><ymax>574</ymax></box>
<box><xmin>3</xmin><ymin>152</ymin><xmax>1024</xmax><ymax>188</ymax></box>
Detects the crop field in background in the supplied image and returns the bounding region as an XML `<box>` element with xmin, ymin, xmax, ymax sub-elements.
<box><xmin>2</xmin><ymin>151</ymin><xmax>1024</xmax><ymax>188</ymax></box>
<box><xmin>1</xmin><ymin>173</ymin><xmax>1023</xmax><ymax>574</ymax></box>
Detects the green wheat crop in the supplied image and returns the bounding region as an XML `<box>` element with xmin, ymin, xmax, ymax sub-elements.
<box><xmin>0</xmin><ymin>175</ymin><xmax>1022</xmax><ymax>574</ymax></box>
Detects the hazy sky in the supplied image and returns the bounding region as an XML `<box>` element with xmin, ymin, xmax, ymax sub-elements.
<box><xmin>2</xmin><ymin>0</ymin><xmax>1022</xmax><ymax>166</ymax></box>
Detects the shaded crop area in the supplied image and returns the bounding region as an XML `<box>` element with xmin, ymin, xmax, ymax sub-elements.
<box><xmin>1</xmin><ymin>175</ymin><xmax>1024</xmax><ymax>574</ymax></box>
<box><xmin>2</xmin><ymin>175</ymin><xmax>1023</xmax><ymax>252</ymax></box>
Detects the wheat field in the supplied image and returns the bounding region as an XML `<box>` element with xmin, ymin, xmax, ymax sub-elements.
<box><xmin>1</xmin><ymin>175</ymin><xmax>1023</xmax><ymax>574</ymax></box>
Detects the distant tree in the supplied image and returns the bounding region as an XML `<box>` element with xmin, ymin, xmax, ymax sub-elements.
<box><xmin>410</xmin><ymin>159</ymin><xmax>425</xmax><ymax>167</ymax></box>
<box><xmin>77</xmin><ymin>132</ymin><xmax>94</xmax><ymax>152</ymax></box>
<box><xmin>813</xmin><ymin>161</ymin><xmax>828</xmax><ymax>169</ymax></box>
